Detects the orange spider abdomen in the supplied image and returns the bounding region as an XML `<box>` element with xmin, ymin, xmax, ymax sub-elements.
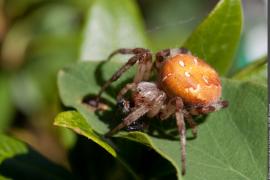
<box><xmin>159</xmin><ymin>54</ymin><xmax>222</xmax><ymax>106</ymax></box>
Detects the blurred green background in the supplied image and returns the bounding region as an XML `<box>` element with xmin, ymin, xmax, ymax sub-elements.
<box><xmin>0</xmin><ymin>0</ymin><xmax>267</xmax><ymax>179</ymax></box>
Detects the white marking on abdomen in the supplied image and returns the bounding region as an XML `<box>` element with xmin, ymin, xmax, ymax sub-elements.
<box><xmin>184</xmin><ymin>71</ymin><xmax>191</xmax><ymax>77</ymax></box>
<box><xmin>162</xmin><ymin>73</ymin><xmax>173</xmax><ymax>82</ymax></box>
<box><xmin>179</xmin><ymin>60</ymin><xmax>185</xmax><ymax>67</ymax></box>
<box><xmin>202</xmin><ymin>75</ymin><xmax>209</xmax><ymax>84</ymax></box>
<box><xmin>193</xmin><ymin>58</ymin><xmax>198</xmax><ymax>65</ymax></box>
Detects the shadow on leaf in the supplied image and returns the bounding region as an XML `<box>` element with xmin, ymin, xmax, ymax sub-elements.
<box><xmin>0</xmin><ymin>147</ymin><xmax>76</xmax><ymax>180</ymax></box>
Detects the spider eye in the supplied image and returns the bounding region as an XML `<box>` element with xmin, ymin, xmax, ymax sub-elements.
<box><xmin>117</xmin><ymin>101</ymin><xmax>125</xmax><ymax>108</ymax></box>
<box><xmin>116</xmin><ymin>99</ymin><xmax>130</xmax><ymax>114</ymax></box>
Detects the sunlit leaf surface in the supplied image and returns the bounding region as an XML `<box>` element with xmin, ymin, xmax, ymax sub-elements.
<box><xmin>184</xmin><ymin>0</ymin><xmax>243</xmax><ymax>75</ymax></box>
<box><xmin>0</xmin><ymin>135</ymin><xmax>27</xmax><ymax>164</ymax></box>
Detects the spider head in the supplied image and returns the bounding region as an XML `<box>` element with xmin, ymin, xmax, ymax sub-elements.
<box><xmin>135</xmin><ymin>82</ymin><xmax>161</xmax><ymax>103</ymax></box>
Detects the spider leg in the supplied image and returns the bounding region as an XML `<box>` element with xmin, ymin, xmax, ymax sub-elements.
<box><xmin>94</xmin><ymin>49</ymin><xmax>153</xmax><ymax>106</ymax></box>
<box><xmin>183</xmin><ymin>110</ymin><xmax>197</xmax><ymax>138</ymax></box>
<box><xmin>116</xmin><ymin>83</ymin><xmax>136</xmax><ymax>101</ymax></box>
<box><xmin>189</xmin><ymin>100</ymin><xmax>229</xmax><ymax>115</ymax></box>
<box><xmin>109</xmin><ymin>48</ymin><xmax>153</xmax><ymax>83</ymax></box>
<box><xmin>108</xmin><ymin>48</ymin><xmax>150</xmax><ymax>60</ymax></box>
<box><xmin>159</xmin><ymin>98</ymin><xmax>197</xmax><ymax>138</ymax></box>
<box><xmin>134</xmin><ymin>52</ymin><xmax>153</xmax><ymax>83</ymax></box>
<box><xmin>175</xmin><ymin>97</ymin><xmax>186</xmax><ymax>175</ymax></box>
<box><xmin>155</xmin><ymin>48</ymin><xmax>170</xmax><ymax>69</ymax></box>
<box><xmin>155</xmin><ymin>47</ymin><xmax>191</xmax><ymax>69</ymax></box>
<box><xmin>106</xmin><ymin>105</ymin><xmax>149</xmax><ymax>137</ymax></box>
<box><xmin>146</xmin><ymin>91</ymin><xmax>166</xmax><ymax>118</ymax></box>
<box><xmin>116</xmin><ymin>83</ymin><xmax>136</xmax><ymax>114</ymax></box>
<box><xmin>94</xmin><ymin>54</ymin><xmax>142</xmax><ymax>105</ymax></box>
<box><xmin>159</xmin><ymin>98</ymin><xmax>176</xmax><ymax>120</ymax></box>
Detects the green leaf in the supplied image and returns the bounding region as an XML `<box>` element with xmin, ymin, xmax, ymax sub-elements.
<box><xmin>80</xmin><ymin>0</ymin><xmax>149</xmax><ymax>61</ymax></box>
<box><xmin>55</xmin><ymin>111</ymin><xmax>116</xmax><ymax>156</ymax></box>
<box><xmin>0</xmin><ymin>135</ymin><xmax>27</xmax><ymax>164</ymax></box>
<box><xmin>183</xmin><ymin>0</ymin><xmax>243</xmax><ymax>75</ymax></box>
<box><xmin>0</xmin><ymin>134</ymin><xmax>76</xmax><ymax>179</ymax></box>
<box><xmin>58</xmin><ymin>61</ymin><xmax>135</xmax><ymax>133</ymax></box>
<box><xmin>0</xmin><ymin>175</ymin><xmax>11</xmax><ymax>180</ymax></box>
<box><xmin>232</xmin><ymin>56</ymin><xmax>267</xmax><ymax>86</ymax></box>
<box><xmin>184</xmin><ymin>79</ymin><xmax>267</xmax><ymax>180</ymax></box>
<box><xmin>0</xmin><ymin>73</ymin><xmax>14</xmax><ymax>132</ymax></box>
<box><xmin>54</xmin><ymin>111</ymin><xmax>140</xmax><ymax>179</ymax></box>
<box><xmin>56</xmin><ymin>61</ymin><xmax>267</xmax><ymax>179</ymax></box>
<box><xmin>58</xmin><ymin>127</ymin><xmax>77</xmax><ymax>149</ymax></box>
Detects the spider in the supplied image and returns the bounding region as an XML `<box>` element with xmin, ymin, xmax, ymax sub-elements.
<box><xmin>91</xmin><ymin>47</ymin><xmax>228</xmax><ymax>175</ymax></box>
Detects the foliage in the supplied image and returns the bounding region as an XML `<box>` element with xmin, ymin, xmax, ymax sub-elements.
<box><xmin>0</xmin><ymin>0</ymin><xmax>267</xmax><ymax>179</ymax></box>
<box><xmin>0</xmin><ymin>74</ymin><xmax>13</xmax><ymax>132</ymax></box>
<box><xmin>184</xmin><ymin>0</ymin><xmax>243</xmax><ymax>75</ymax></box>
<box><xmin>232</xmin><ymin>56</ymin><xmax>267</xmax><ymax>86</ymax></box>
<box><xmin>0</xmin><ymin>134</ymin><xmax>75</xmax><ymax>179</ymax></box>
<box><xmin>80</xmin><ymin>0</ymin><xmax>148</xmax><ymax>61</ymax></box>
<box><xmin>54</xmin><ymin>0</ymin><xmax>267</xmax><ymax>179</ymax></box>
<box><xmin>56</xmin><ymin>61</ymin><xmax>267</xmax><ymax>180</ymax></box>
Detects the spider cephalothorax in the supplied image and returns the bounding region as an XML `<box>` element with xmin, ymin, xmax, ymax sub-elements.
<box><xmin>92</xmin><ymin>47</ymin><xmax>228</xmax><ymax>175</ymax></box>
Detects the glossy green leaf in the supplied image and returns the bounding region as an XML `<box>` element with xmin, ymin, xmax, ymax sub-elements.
<box><xmin>80</xmin><ymin>0</ymin><xmax>149</xmax><ymax>61</ymax></box>
<box><xmin>183</xmin><ymin>0</ymin><xmax>243</xmax><ymax>75</ymax></box>
<box><xmin>58</xmin><ymin>127</ymin><xmax>77</xmax><ymax>149</ymax></box>
<box><xmin>0</xmin><ymin>135</ymin><xmax>27</xmax><ymax>164</ymax></box>
<box><xmin>56</xmin><ymin>61</ymin><xmax>267</xmax><ymax>179</ymax></box>
<box><xmin>232</xmin><ymin>56</ymin><xmax>267</xmax><ymax>86</ymax></box>
<box><xmin>55</xmin><ymin>111</ymin><xmax>116</xmax><ymax>156</ymax></box>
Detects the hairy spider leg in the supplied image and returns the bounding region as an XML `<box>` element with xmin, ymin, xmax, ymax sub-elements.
<box><xmin>115</xmin><ymin>82</ymin><xmax>137</xmax><ymax>115</ymax></box>
<box><xmin>155</xmin><ymin>47</ymin><xmax>191</xmax><ymax>69</ymax></box>
<box><xmin>159</xmin><ymin>98</ymin><xmax>197</xmax><ymax>138</ymax></box>
<box><xmin>95</xmin><ymin>48</ymin><xmax>152</xmax><ymax>105</ymax></box>
<box><xmin>175</xmin><ymin>97</ymin><xmax>187</xmax><ymax>176</ymax></box>
<box><xmin>108</xmin><ymin>48</ymin><xmax>152</xmax><ymax>83</ymax></box>
<box><xmin>95</xmin><ymin>54</ymin><xmax>139</xmax><ymax>104</ymax></box>
<box><xmin>105</xmin><ymin>105</ymin><xmax>149</xmax><ymax>137</ymax></box>
<box><xmin>134</xmin><ymin>52</ymin><xmax>153</xmax><ymax>83</ymax></box>
<box><xmin>107</xmin><ymin>48</ymin><xmax>150</xmax><ymax>60</ymax></box>
<box><xmin>183</xmin><ymin>110</ymin><xmax>197</xmax><ymax>138</ymax></box>
<box><xmin>146</xmin><ymin>92</ymin><xmax>166</xmax><ymax>118</ymax></box>
<box><xmin>159</xmin><ymin>98</ymin><xmax>176</xmax><ymax>120</ymax></box>
<box><xmin>108</xmin><ymin>48</ymin><xmax>153</xmax><ymax>83</ymax></box>
<box><xmin>117</xmin><ymin>82</ymin><xmax>151</xmax><ymax>132</ymax></box>
<box><xmin>188</xmin><ymin>100</ymin><xmax>229</xmax><ymax>115</ymax></box>
<box><xmin>107</xmin><ymin>82</ymin><xmax>166</xmax><ymax>136</ymax></box>
<box><xmin>116</xmin><ymin>83</ymin><xmax>136</xmax><ymax>101</ymax></box>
